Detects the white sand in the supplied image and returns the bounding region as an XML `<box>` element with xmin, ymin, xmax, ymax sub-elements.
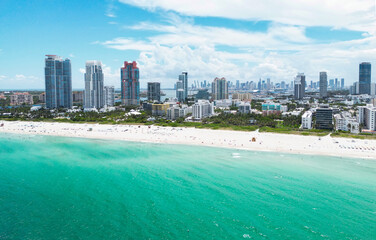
<box><xmin>1</xmin><ymin>120</ymin><xmax>376</xmax><ymax>159</ymax></box>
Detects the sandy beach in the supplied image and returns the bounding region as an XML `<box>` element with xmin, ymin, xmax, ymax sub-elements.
<box><xmin>1</xmin><ymin>120</ymin><xmax>376</xmax><ymax>159</ymax></box>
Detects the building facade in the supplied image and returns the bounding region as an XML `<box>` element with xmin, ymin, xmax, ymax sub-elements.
<box><xmin>167</xmin><ymin>105</ymin><xmax>192</xmax><ymax>120</ymax></box>
<box><xmin>358</xmin><ymin>105</ymin><xmax>376</xmax><ymax>131</ymax></box>
<box><xmin>315</xmin><ymin>105</ymin><xmax>333</xmax><ymax>130</ymax></box>
<box><xmin>73</xmin><ymin>91</ymin><xmax>83</xmax><ymax>103</ymax></box>
<box><xmin>147</xmin><ymin>82</ymin><xmax>161</xmax><ymax>102</ymax></box>
<box><xmin>10</xmin><ymin>92</ymin><xmax>33</xmax><ymax>106</ymax></box>
<box><xmin>121</xmin><ymin>61</ymin><xmax>140</xmax><ymax>105</ymax></box>
<box><xmin>212</xmin><ymin>77</ymin><xmax>228</xmax><ymax>100</ymax></box>
<box><xmin>294</xmin><ymin>73</ymin><xmax>306</xmax><ymax>100</ymax></box>
<box><xmin>179</xmin><ymin>72</ymin><xmax>188</xmax><ymax>101</ymax></box>
<box><xmin>238</xmin><ymin>102</ymin><xmax>251</xmax><ymax>114</ymax></box>
<box><xmin>359</xmin><ymin>62</ymin><xmax>371</xmax><ymax>95</ymax></box>
<box><xmin>302</xmin><ymin>111</ymin><xmax>312</xmax><ymax>129</ymax></box>
<box><xmin>104</xmin><ymin>86</ymin><xmax>115</xmax><ymax>107</ymax></box>
<box><xmin>319</xmin><ymin>72</ymin><xmax>328</xmax><ymax>98</ymax></box>
<box><xmin>334</xmin><ymin>112</ymin><xmax>359</xmax><ymax>134</ymax></box>
<box><xmin>45</xmin><ymin>55</ymin><xmax>72</xmax><ymax>108</ymax></box>
<box><xmin>84</xmin><ymin>61</ymin><xmax>104</xmax><ymax>109</ymax></box>
<box><xmin>232</xmin><ymin>92</ymin><xmax>252</xmax><ymax>101</ymax></box>
<box><xmin>192</xmin><ymin>100</ymin><xmax>214</xmax><ymax>120</ymax></box>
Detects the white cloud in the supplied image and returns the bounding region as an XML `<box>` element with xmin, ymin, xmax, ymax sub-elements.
<box><xmin>119</xmin><ymin>0</ymin><xmax>376</xmax><ymax>34</ymax></box>
<box><xmin>99</xmin><ymin>38</ymin><xmax>155</xmax><ymax>51</ymax></box>
<box><xmin>106</xmin><ymin>1</ymin><xmax>117</xmax><ymax>18</ymax></box>
<box><xmin>97</xmin><ymin>4</ymin><xmax>376</xmax><ymax>87</ymax></box>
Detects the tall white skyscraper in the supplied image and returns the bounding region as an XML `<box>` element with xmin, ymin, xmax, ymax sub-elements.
<box><xmin>84</xmin><ymin>60</ymin><xmax>104</xmax><ymax>109</ymax></box>
<box><xmin>104</xmin><ymin>86</ymin><xmax>115</xmax><ymax>107</ymax></box>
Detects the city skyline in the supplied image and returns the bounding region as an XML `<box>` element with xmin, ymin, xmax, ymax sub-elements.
<box><xmin>0</xmin><ymin>0</ymin><xmax>376</xmax><ymax>89</ymax></box>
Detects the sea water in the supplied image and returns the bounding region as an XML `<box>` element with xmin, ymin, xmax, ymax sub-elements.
<box><xmin>0</xmin><ymin>133</ymin><xmax>375</xmax><ymax>239</ymax></box>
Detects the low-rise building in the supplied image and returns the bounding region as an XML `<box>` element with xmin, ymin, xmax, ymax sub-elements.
<box><xmin>262</xmin><ymin>102</ymin><xmax>281</xmax><ymax>115</ymax></box>
<box><xmin>72</xmin><ymin>91</ymin><xmax>83</xmax><ymax>103</ymax></box>
<box><xmin>167</xmin><ymin>105</ymin><xmax>192</xmax><ymax>120</ymax></box>
<box><xmin>232</xmin><ymin>92</ymin><xmax>252</xmax><ymax>101</ymax></box>
<box><xmin>152</xmin><ymin>103</ymin><xmax>170</xmax><ymax>116</ymax></box>
<box><xmin>302</xmin><ymin>111</ymin><xmax>312</xmax><ymax>129</ymax></box>
<box><xmin>10</xmin><ymin>92</ymin><xmax>33</xmax><ymax>106</ymax></box>
<box><xmin>192</xmin><ymin>100</ymin><xmax>214</xmax><ymax>120</ymax></box>
<box><xmin>39</xmin><ymin>92</ymin><xmax>46</xmax><ymax>103</ymax></box>
<box><xmin>238</xmin><ymin>102</ymin><xmax>251</xmax><ymax>114</ymax></box>
<box><xmin>334</xmin><ymin>112</ymin><xmax>359</xmax><ymax>134</ymax></box>
<box><xmin>214</xmin><ymin>99</ymin><xmax>232</xmax><ymax>108</ymax></box>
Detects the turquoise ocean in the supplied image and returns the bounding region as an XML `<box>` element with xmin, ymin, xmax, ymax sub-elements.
<box><xmin>0</xmin><ymin>133</ymin><xmax>375</xmax><ymax>239</ymax></box>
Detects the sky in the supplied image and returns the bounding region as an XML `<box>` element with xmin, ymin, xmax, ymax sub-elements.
<box><xmin>0</xmin><ymin>0</ymin><xmax>375</xmax><ymax>90</ymax></box>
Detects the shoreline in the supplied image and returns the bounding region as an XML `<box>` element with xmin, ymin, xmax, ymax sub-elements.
<box><xmin>1</xmin><ymin>120</ymin><xmax>376</xmax><ymax>160</ymax></box>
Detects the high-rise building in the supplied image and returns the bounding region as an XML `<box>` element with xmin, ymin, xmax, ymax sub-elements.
<box><xmin>44</xmin><ymin>55</ymin><xmax>72</xmax><ymax>109</ymax></box>
<box><xmin>294</xmin><ymin>73</ymin><xmax>305</xmax><ymax>100</ymax></box>
<box><xmin>212</xmin><ymin>77</ymin><xmax>228</xmax><ymax>100</ymax></box>
<box><xmin>104</xmin><ymin>86</ymin><xmax>115</xmax><ymax>107</ymax></box>
<box><xmin>147</xmin><ymin>82</ymin><xmax>161</xmax><ymax>102</ymax></box>
<box><xmin>281</xmin><ymin>81</ymin><xmax>286</xmax><ymax>89</ymax></box>
<box><xmin>358</xmin><ymin>105</ymin><xmax>376</xmax><ymax>131</ymax></box>
<box><xmin>329</xmin><ymin>79</ymin><xmax>334</xmax><ymax>89</ymax></box>
<box><xmin>359</xmin><ymin>62</ymin><xmax>371</xmax><ymax>94</ymax></box>
<box><xmin>121</xmin><ymin>61</ymin><xmax>140</xmax><ymax>105</ymax></box>
<box><xmin>84</xmin><ymin>61</ymin><xmax>104</xmax><ymax>109</ymax></box>
<box><xmin>176</xmin><ymin>80</ymin><xmax>185</xmax><ymax>102</ymax></box>
<box><xmin>179</xmin><ymin>72</ymin><xmax>188</xmax><ymax>101</ymax></box>
<box><xmin>315</xmin><ymin>105</ymin><xmax>333</xmax><ymax>130</ymax></box>
<box><xmin>341</xmin><ymin>78</ymin><xmax>345</xmax><ymax>89</ymax></box>
<box><xmin>319</xmin><ymin>72</ymin><xmax>328</xmax><ymax>98</ymax></box>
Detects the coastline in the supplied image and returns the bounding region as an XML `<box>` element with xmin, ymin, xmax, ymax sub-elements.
<box><xmin>1</xmin><ymin>120</ymin><xmax>376</xmax><ymax>160</ymax></box>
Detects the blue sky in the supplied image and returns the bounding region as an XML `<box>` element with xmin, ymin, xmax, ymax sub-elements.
<box><xmin>0</xmin><ymin>0</ymin><xmax>375</xmax><ymax>89</ymax></box>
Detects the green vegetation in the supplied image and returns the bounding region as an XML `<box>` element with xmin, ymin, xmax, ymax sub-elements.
<box><xmin>331</xmin><ymin>132</ymin><xmax>376</xmax><ymax>140</ymax></box>
<box><xmin>1</xmin><ymin>102</ymin><xmax>374</xmax><ymax>139</ymax></box>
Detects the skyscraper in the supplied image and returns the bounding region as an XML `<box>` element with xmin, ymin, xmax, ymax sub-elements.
<box><xmin>104</xmin><ymin>86</ymin><xmax>115</xmax><ymax>107</ymax></box>
<box><xmin>84</xmin><ymin>61</ymin><xmax>104</xmax><ymax>109</ymax></box>
<box><xmin>147</xmin><ymin>82</ymin><xmax>161</xmax><ymax>102</ymax></box>
<box><xmin>329</xmin><ymin>79</ymin><xmax>334</xmax><ymax>89</ymax></box>
<box><xmin>212</xmin><ymin>77</ymin><xmax>228</xmax><ymax>100</ymax></box>
<box><xmin>341</xmin><ymin>78</ymin><xmax>345</xmax><ymax>89</ymax></box>
<box><xmin>44</xmin><ymin>55</ymin><xmax>72</xmax><ymax>109</ymax></box>
<box><xmin>178</xmin><ymin>72</ymin><xmax>188</xmax><ymax>101</ymax></box>
<box><xmin>121</xmin><ymin>61</ymin><xmax>140</xmax><ymax>105</ymax></box>
<box><xmin>319</xmin><ymin>72</ymin><xmax>328</xmax><ymax>98</ymax></box>
<box><xmin>294</xmin><ymin>73</ymin><xmax>305</xmax><ymax>100</ymax></box>
<box><xmin>359</xmin><ymin>62</ymin><xmax>371</xmax><ymax>94</ymax></box>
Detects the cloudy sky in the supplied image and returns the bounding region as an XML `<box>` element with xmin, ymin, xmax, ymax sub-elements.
<box><xmin>0</xmin><ymin>0</ymin><xmax>375</xmax><ymax>89</ymax></box>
